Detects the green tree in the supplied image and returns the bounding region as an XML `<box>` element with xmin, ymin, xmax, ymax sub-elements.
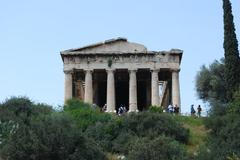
<box><xmin>223</xmin><ymin>0</ymin><xmax>240</xmax><ymax>101</ymax></box>
<box><xmin>195</xmin><ymin>59</ymin><xmax>227</xmax><ymax>104</ymax></box>
<box><xmin>1</xmin><ymin>114</ymin><xmax>105</xmax><ymax>160</ymax></box>
<box><xmin>0</xmin><ymin>97</ymin><xmax>53</xmax><ymax>148</ymax></box>
<box><xmin>85</xmin><ymin>112</ymin><xmax>190</xmax><ymax>154</ymax></box>
<box><xmin>0</xmin><ymin>97</ymin><xmax>105</xmax><ymax>160</ymax></box>
<box><xmin>128</xmin><ymin>136</ymin><xmax>188</xmax><ymax>160</ymax></box>
<box><xmin>197</xmin><ymin>89</ymin><xmax>240</xmax><ymax>160</ymax></box>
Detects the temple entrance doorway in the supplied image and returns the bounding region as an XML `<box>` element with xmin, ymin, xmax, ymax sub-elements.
<box><xmin>115</xmin><ymin>81</ymin><xmax>129</xmax><ymax>111</ymax></box>
<box><xmin>115</xmin><ymin>70</ymin><xmax>129</xmax><ymax>111</ymax></box>
<box><xmin>97</xmin><ymin>81</ymin><xmax>107</xmax><ymax>108</ymax></box>
<box><xmin>137</xmin><ymin>70</ymin><xmax>151</xmax><ymax>111</ymax></box>
<box><xmin>137</xmin><ymin>81</ymin><xmax>147</xmax><ymax>111</ymax></box>
<box><xmin>94</xmin><ymin>70</ymin><xmax>107</xmax><ymax>109</ymax></box>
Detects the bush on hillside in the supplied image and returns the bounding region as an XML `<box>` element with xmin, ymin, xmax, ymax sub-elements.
<box><xmin>0</xmin><ymin>97</ymin><xmax>53</xmax><ymax>122</ymax></box>
<box><xmin>0</xmin><ymin>97</ymin><xmax>53</xmax><ymax>148</ymax></box>
<box><xmin>127</xmin><ymin>136</ymin><xmax>188</xmax><ymax>160</ymax></box>
<box><xmin>1</xmin><ymin>113</ymin><xmax>105</xmax><ymax>160</ymax></box>
<box><xmin>85</xmin><ymin>118</ymin><xmax>124</xmax><ymax>152</ymax></box>
<box><xmin>148</xmin><ymin>105</ymin><xmax>163</xmax><ymax>113</ymax></box>
<box><xmin>0</xmin><ymin>97</ymin><xmax>105</xmax><ymax>160</ymax></box>
<box><xmin>197</xmin><ymin>89</ymin><xmax>240</xmax><ymax>160</ymax></box>
<box><xmin>64</xmin><ymin>99</ymin><xmax>112</xmax><ymax>131</ymax></box>
<box><xmin>122</xmin><ymin>112</ymin><xmax>189</xmax><ymax>143</ymax></box>
<box><xmin>85</xmin><ymin>112</ymin><xmax>190</xmax><ymax>154</ymax></box>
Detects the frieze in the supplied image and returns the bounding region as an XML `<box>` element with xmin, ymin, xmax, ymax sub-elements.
<box><xmin>65</xmin><ymin>54</ymin><xmax>172</xmax><ymax>64</ymax></box>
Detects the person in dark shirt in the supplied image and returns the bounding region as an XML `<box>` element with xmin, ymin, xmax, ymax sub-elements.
<box><xmin>197</xmin><ymin>105</ymin><xmax>202</xmax><ymax>117</ymax></box>
<box><xmin>174</xmin><ymin>104</ymin><xmax>180</xmax><ymax>114</ymax></box>
<box><xmin>191</xmin><ymin>104</ymin><xmax>196</xmax><ymax>116</ymax></box>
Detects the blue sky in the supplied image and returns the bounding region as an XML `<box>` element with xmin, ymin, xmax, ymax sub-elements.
<box><xmin>0</xmin><ymin>0</ymin><xmax>239</xmax><ymax>113</ymax></box>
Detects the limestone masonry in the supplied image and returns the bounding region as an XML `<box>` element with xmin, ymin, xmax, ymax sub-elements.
<box><xmin>61</xmin><ymin>38</ymin><xmax>182</xmax><ymax>112</ymax></box>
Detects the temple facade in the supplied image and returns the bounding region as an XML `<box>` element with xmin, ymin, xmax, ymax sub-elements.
<box><xmin>61</xmin><ymin>38</ymin><xmax>182</xmax><ymax>112</ymax></box>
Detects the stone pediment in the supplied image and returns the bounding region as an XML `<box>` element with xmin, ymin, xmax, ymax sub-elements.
<box><xmin>61</xmin><ymin>37</ymin><xmax>147</xmax><ymax>54</ymax></box>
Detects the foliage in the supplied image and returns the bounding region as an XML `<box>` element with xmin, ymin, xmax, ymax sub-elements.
<box><xmin>122</xmin><ymin>112</ymin><xmax>189</xmax><ymax>143</ymax></box>
<box><xmin>148</xmin><ymin>105</ymin><xmax>163</xmax><ymax>113</ymax></box>
<box><xmin>0</xmin><ymin>97</ymin><xmax>192</xmax><ymax>159</ymax></box>
<box><xmin>173</xmin><ymin>115</ymin><xmax>207</xmax><ymax>155</ymax></box>
<box><xmin>0</xmin><ymin>97</ymin><xmax>53</xmax><ymax>148</ymax></box>
<box><xmin>223</xmin><ymin>0</ymin><xmax>240</xmax><ymax>101</ymax></box>
<box><xmin>127</xmin><ymin>136</ymin><xmax>188</xmax><ymax>160</ymax></box>
<box><xmin>85</xmin><ymin>112</ymin><xmax>190</xmax><ymax>155</ymax></box>
<box><xmin>197</xmin><ymin>89</ymin><xmax>240</xmax><ymax>160</ymax></box>
<box><xmin>227</xmin><ymin>153</ymin><xmax>240</xmax><ymax>160</ymax></box>
<box><xmin>64</xmin><ymin>99</ymin><xmax>112</xmax><ymax>131</ymax></box>
<box><xmin>1</xmin><ymin>113</ymin><xmax>105</xmax><ymax>160</ymax></box>
<box><xmin>228</xmin><ymin>88</ymin><xmax>240</xmax><ymax>114</ymax></box>
<box><xmin>195</xmin><ymin>59</ymin><xmax>227</xmax><ymax>104</ymax></box>
<box><xmin>0</xmin><ymin>97</ymin><xmax>105</xmax><ymax>160</ymax></box>
<box><xmin>85</xmin><ymin>118</ymin><xmax>124</xmax><ymax>153</ymax></box>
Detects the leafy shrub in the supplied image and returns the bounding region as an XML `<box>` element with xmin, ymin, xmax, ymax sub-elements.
<box><xmin>64</xmin><ymin>99</ymin><xmax>112</xmax><ymax>131</ymax></box>
<box><xmin>85</xmin><ymin>118</ymin><xmax>124</xmax><ymax>152</ymax></box>
<box><xmin>148</xmin><ymin>105</ymin><xmax>163</xmax><ymax>113</ymax></box>
<box><xmin>85</xmin><ymin>111</ymin><xmax>190</xmax><ymax>155</ymax></box>
<box><xmin>1</xmin><ymin>113</ymin><xmax>105</xmax><ymax>160</ymax></box>
<box><xmin>127</xmin><ymin>136</ymin><xmax>188</xmax><ymax>160</ymax></box>
<box><xmin>0</xmin><ymin>97</ymin><xmax>53</xmax><ymax>148</ymax></box>
<box><xmin>197</xmin><ymin>90</ymin><xmax>240</xmax><ymax>160</ymax></box>
<box><xmin>122</xmin><ymin>112</ymin><xmax>189</xmax><ymax>144</ymax></box>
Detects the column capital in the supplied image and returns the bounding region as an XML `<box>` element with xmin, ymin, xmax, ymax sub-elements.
<box><xmin>151</xmin><ymin>68</ymin><xmax>160</xmax><ymax>72</ymax></box>
<box><xmin>106</xmin><ymin>69</ymin><xmax>115</xmax><ymax>73</ymax></box>
<box><xmin>84</xmin><ymin>69</ymin><xmax>93</xmax><ymax>73</ymax></box>
<box><xmin>64</xmin><ymin>70</ymin><xmax>73</xmax><ymax>74</ymax></box>
<box><xmin>128</xmin><ymin>69</ymin><xmax>137</xmax><ymax>73</ymax></box>
<box><xmin>171</xmin><ymin>68</ymin><xmax>181</xmax><ymax>72</ymax></box>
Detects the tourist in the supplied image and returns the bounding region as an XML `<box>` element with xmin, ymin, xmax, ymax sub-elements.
<box><xmin>122</xmin><ymin>105</ymin><xmax>127</xmax><ymax>113</ymax></box>
<box><xmin>168</xmin><ymin>103</ymin><xmax>174</xmax><ymax>113</ymax></box>
<box><xmin>190</xmin><ymin>104</ymin><xmax>196</xmax><ymax>116</ymax></box>
<box><xmin>174</xmin><ymin>104</ymin><xmax>180</xmax><ymax>114</ymax></box>
<box><xmin>102</xmin><ymin>104</ymin><xmax>107</xmax><ymax>112</ymax></box>
<box><xmin>197</xmin><ymin>105</ymin><xmax>202</xmax><ymax>117</ymax></box>
<box><xmin>92</xmin><ymin>103</ymin><xmax>97</xmax><ymax>110</ymax></box>
<box><xmin>118</xmin><ymin>104</ymin><xmax>125</xmax><ymax>116</ymax></box>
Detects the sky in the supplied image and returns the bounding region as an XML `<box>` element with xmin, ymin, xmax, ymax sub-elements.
<box><xmin>0</xmin><ymin>0</ymin><xmax>240</xmax><ymax>114</ymax></box>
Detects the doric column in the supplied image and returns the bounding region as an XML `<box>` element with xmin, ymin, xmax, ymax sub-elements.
<box><xmin>151</xmin><ymin>69</ymin><xmax>160</xmax><ymax>106</ymax></box>
<box><xmin>129</xmin><ymin>69</ymin><xmax>138</xmax><ymax>112</ymax></box>
<box><xmin>64</xmin><ymin>70</ymin><xmax>73</xmax><ymax>102</ymax></box>
<box><xmin>106</xmin><ymin>69</ymin><xmax>116</xmax><ymax>112</ymax></box>
<box><xmin>172</xmin><ymin>69</ymin><xmax>181</xmax><ymax>109</ymax></box>
<box><xmin>84</xmin><ymin>70</ymin><xmax>93</xmax><ymax>104</ymax></box>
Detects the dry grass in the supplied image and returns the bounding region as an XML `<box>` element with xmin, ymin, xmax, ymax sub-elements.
<box><xmin>174</xmin><ymin>115</ymin><xmax>208</xmax><ymax>155</ymax></box>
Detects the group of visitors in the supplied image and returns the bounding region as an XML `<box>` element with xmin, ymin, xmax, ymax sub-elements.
<box><xmin>117</xmin><ymin>104</ymin><xmax>127</xmax><ymax>116</ymax></box>
<box><xmin>101</xmin><ymin>104</ymin><xmax>107</xmax><ymax>112</ymax></box>
<box><xmin>99</xmin><ymin>103</ymin><xmax>203</xmax><ymax>117</ymax></box>
<box><xmin>167</xmin><ymin>104</ymin><xmax>180</xmax><ymax>114</ymax></box>
<box><xmin>190</xmin><ymin>104</ymin><xmax>202</xmax><ymax>117</ymax></box>
<box><xmin>101</xmin><ymin>103</ymin><xmax>127</xmax><ymax>116</ymax></box>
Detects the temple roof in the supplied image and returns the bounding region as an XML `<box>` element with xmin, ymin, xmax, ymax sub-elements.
<box><xmin>61</xmin><ymin>37</ymin><xmax>148</xmax><ymax>55</ymax></box>
<box><xmin>60</xmin><ymin>38</ymin><xmax>183</xmax><ymax>63</ymax></box>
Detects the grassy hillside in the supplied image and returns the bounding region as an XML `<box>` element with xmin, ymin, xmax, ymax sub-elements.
<box><xmin>174</xmin><ymin>115</ymin><xmax>207</xmax><ymax>155</ymax></box>
<box><xmin>106</xmin><ymin>115</ymin><xmax>208</xmax><ymax>159</ymax></box>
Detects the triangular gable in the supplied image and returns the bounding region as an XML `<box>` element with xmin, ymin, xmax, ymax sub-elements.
<box><xmin>61</xmin><ymin>37</ymin><xmax>147</xmax><ymax>54</ymax></box>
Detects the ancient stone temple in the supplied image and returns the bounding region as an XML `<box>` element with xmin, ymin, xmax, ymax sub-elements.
<box><xmin>61</xmin><ymin>38</ymin><xmax>182</xmax><ymax>112</ymax></box>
